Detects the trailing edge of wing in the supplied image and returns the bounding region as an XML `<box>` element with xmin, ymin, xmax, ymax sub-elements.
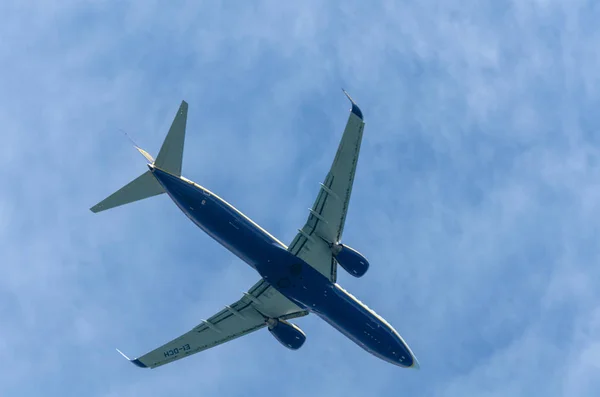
<box><xmin>116</xmin><ymin>348</ymin><xmax>148</xmax><ymax>369</ymax></box>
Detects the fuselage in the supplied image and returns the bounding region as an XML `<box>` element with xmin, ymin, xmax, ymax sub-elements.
<box><xmin>151</xmin><ymin>166</ymin><xmax>418</xmax><ymax>368</ymax></box>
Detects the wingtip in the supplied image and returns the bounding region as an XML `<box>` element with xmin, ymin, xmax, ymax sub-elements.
<box><xmin>116</xmin><ymin>348</ymin><xmax>148</xmax><ymax>368</ymax></box>
<box><xmin>341</xmin><ymin>89</ymin><xmax>363</xmax><ymax>120</ymax></box>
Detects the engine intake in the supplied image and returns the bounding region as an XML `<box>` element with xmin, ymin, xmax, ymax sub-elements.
<box><xmin>332</xmin><ymin>244</ymin><xmax>369</xmax><ymax>278</ymax></box>
<box><xmin>267</xmin><ymin>319</ymin><xmax>306</xmax><ymax>350</ymax></box>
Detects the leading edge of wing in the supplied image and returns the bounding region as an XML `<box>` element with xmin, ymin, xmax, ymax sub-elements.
<box><xmin>116</xmin><ymin>348</ymin><xmax>148</xmax><ymax>369</ymax></box>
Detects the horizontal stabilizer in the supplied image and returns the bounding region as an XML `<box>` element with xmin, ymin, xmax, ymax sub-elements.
<box><xmin>90</xmin><ymin>170</ymin><xmax>164</xmax><ymax>213</ymax></box>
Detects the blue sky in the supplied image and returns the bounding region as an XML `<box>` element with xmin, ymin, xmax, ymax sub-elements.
<box><xmin>2</xmin><ymin>0</ymin><xmax>600</xmax><ymax>395</ymax></box>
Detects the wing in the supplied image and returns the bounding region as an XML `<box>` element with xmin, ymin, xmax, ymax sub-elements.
<box><xmin>287</xmin><ymin>91</ymin><xmax>366</xmax><ymax>281</ymax></box>
<box><xmin>118</xmin><ymin>279</ymin><xmax>307</xmax><ymax>369</ymax></box>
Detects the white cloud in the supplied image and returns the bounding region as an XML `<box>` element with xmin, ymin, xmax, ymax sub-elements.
<box><xmin>1</xmin><ymin>0</ymin><xmax>599</xmax><ymax>396</ymax></box>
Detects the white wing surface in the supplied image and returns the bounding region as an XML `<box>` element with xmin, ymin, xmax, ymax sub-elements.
<box><xmin>119</xmin><ymin>279</ymin><xmax>307</xmax><ymax>369</ymax></box>
<box><xmin>287</xmin><ymin>91</ymin><xmax>366</xmax><ymax>281</ymax></box>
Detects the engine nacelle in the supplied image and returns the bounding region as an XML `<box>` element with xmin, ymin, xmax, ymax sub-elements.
<box><xmin>332</xmin><ymin>244</ymin><xmax>370</xmax><ymax>278</ymax></box>
<box><xmin>267</xmin><ymin>319</ymin><xmax>306</xmax><ymax>350</ymax></box>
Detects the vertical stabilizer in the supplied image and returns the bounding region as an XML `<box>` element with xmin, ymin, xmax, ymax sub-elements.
<box><xmin>155</xmin><ymin>100</ymin><xmax>188</xmax><ymax>176</ymax></box>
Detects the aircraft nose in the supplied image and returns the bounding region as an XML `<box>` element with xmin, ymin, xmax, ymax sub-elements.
<box><xmin>411</xmin><ymin>355</ymin><xmax>420</xmax><ymax>370</ymax></box>
<box><xmin>392</xmin><ymin>349</ymin><xmax>414</xmax><ymax>367</ymax></box>
<box><xmin>390</xmin><ymin>337</ymin><xmax>419</xmax><ymax>369</ymax></box>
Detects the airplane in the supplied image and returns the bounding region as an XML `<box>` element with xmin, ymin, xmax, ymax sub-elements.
<box><xmin>91</xmin><ymin>92</ymin><xmax>420</xmax><ymax>370</ymax></box>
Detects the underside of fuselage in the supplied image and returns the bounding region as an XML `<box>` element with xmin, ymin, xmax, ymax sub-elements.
<box><xmin>151</xmin><ymin>166</ymin><xmax>417</xmax><ymax>368</ymax></box>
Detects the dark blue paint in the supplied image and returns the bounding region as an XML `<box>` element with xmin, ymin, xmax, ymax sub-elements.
<box><xmin>131</xmin><ymin>359</ymin><xmax>147</xmax><ymax>368</ymax></box>
<box><xmin>342</xmin><ymin>89</ymin><xmax>363</xmax><ymax>120</ymax></box>
<box><xmin>351</xmin><ymin>102</ymin><xmax>363</xmax><ymax>120</ymax></box>
<box><xmin>334</xmin><ymin>244</ymin><xmax>370</xmax><ymax>278</ymax></box>
<box><xmin>151</xmin><ymin>167</ymin><xmax>416</xmax><ymax>368</ymax></box>
<box><xmin>268</xmin><ymin>319</ymin><xmax>307</xmax><ymax>350</ymax></box>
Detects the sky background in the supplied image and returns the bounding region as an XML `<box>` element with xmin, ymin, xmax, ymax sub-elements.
<box><xmin>1</xmin><ymin>0</ymin><xmax>600</xmax><ymax>396</ymax></box>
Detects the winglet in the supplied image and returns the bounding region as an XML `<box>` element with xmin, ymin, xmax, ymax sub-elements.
<box><xmin>342</xmin><ymin>89</ymin><xmax>363</xmax><ymax>120</ymax></box>
<box><xmin>116</xmin><ymin>348</ymin><xmax>148</xmax><ymax>369</ymax></box>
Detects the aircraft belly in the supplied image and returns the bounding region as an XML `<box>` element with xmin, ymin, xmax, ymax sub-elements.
<box><xmin>185</xmin><ymin>198</ymin><xmax>281</xmax><ymax>269</ymax></box>
<box><xmin>157</xmin><ymin>171</ymin><xmax>281</xmax><ymax>269</ymax></box>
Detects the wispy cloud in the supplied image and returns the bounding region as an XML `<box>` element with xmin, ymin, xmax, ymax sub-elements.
<box><xmin>1</xmin><ymin>0</ymin><xmax>599</xmax><ymax>396</ymax></box>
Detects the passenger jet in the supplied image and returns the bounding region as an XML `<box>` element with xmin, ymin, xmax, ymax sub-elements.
<box><xmin>91</xmin><ymin>92</ymin><xmax>419</xmax><ymax>369</ymax></box>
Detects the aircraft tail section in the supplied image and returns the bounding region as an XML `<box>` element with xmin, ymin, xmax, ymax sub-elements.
<box><xmin>90</xmin><ymin>100</ymin><xmax>188</xmax><ymax>213</ymax></box>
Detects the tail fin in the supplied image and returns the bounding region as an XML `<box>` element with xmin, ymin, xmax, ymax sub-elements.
<box><xmin>154</xmin><ymin>100</ymin><xmax>188</xmax><ymax>176</ymax></box>
<box><xmin>90</xmin><ymin>100</ymin><xmax>188</xmax><ymax>213</ymax></box>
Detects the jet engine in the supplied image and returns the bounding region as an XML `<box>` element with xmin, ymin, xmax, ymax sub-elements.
<box><xmin>267</xmin><ymin>318</ymin><xmax>306</xmax><ymax>350</ymax></box>
<box><xmin>332</xmin><ymin>244</ymin><xmax>370</xmax><ymax>278</ymax></box>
